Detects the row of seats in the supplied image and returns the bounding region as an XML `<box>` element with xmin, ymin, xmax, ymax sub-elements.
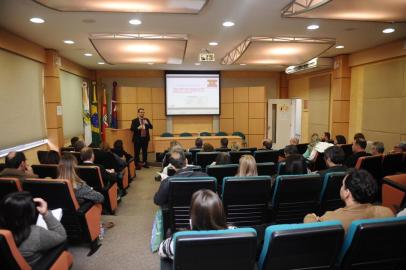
<box><xmin>161</xmin><ymin>217</ymin><xmax>406</xmax><ymax>270</ymax></box>
<box><xmin>163</xmin><ymin>173</ymin><xmax>347</xmax><ymax>234</ymax></box>
<box><xmin>355</xmin><ymin>152</ymin><xmax>406</xmax><ymax>181</ymax></box>
<box><xmin>160</xmin><ymin>131</ymin><xmax>246</xmax><ymax>139</ymax></box>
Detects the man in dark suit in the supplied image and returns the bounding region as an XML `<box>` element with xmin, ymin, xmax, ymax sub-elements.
<box><xmin>345</xmin><ymin>139</ymin><xmax>371</xmax><ymax>168</ymax></box>
<box><xmin>318</xmin><ymin>146</ymin><xmax>347</xmax><ymax>181</ymax></box>
<box><xmin>131</xmin><ymin>108</ymin><xmax>153</xmax><ymax>168</ymax></box>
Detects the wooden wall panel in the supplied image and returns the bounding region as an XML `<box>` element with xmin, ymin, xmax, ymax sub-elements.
<box><xmin>332</xmin><ymin>123</ymin><xmax>349</xmax><ymax>139</ymax></box>
<box><xmin>221</xmin><ymin>88</ymin><xmax>234</xmax><ymax>103</ymax></box>
<box><xmin>136</xmin><ymin>87</ymin><xmax>152</xmax><ymax>103</ymax></box>
<box><xmin>219</xmin><ymin>118</ymin><xmax>234</xmax><ymax>134</ymax></box>
<box><xmin>151</xmin><ymin>88</ymin><xmax>165</xmax><ymax>103</ymax></box>
<box><xmin>363</xmin><ymin>98</ymin><xmax>401</xmax><ymax>134</ymax></box>
<box><xmin>117</xmin><ymin>87</ymin><xmax>137</xmax><ymax>103</ymax></box>
<box><xmin>233</xmin><ymin>87</ymin><xmax>249</xmax><ymax>103</ymax></box>
<box><xmin>173</xmin><ymin>116</ymin><xmax>213</xmax><ymax>134</ymax></box>
<box><xmin>332</xmin><ymin>101</ymin><xmax>350</xmax><ymax>123</ymax></box>
<box><xmin>233</xmin><ymin>103</ymin><xmax>249</xmax><ymax>134</ymax></box>
<box><xmin>249</xmin><ymin>86</ymin><xmax>265</xmax><ymax>102</ymax></box>
<box><xmin>247</xmin><ymin>135</ymin><xmax>264</xmax><ymax>149</ymax></box>
<box><xmin>153</xmin><ymin>119</ymin><xmax>167</xmax><ymax>137</ymax></box>
<box><xmin>249</xmin><ymin>119</ymin><xmax>265</xmax><ymax>135</ymax></box>
<box><xmin>248</xmin><ymin>103</ymin><xmax>265</xmax><ymax>119</ymax></box>
<box><xmin>152</xmin><ymin>103</ymin><xmax>166</xmax><ymax>120</ymax></box>
<box><xmin>220</xmin><ymin>103</ymin><xmax>233</xmax><ymax>119</ymax></box>
<box><xmin>44</xmin><ymin>77</ymin><xmax>61</xmax><ymax>102</ymax></box>
<box><xmin>401</xmin><ymin>97</ymin><xmax>406</xmax><ymax>134</ymax></box>
<box><xmin>118</xmin><ymin>120</ymin><xmax>131</xmax><ymax>129</ymax></box>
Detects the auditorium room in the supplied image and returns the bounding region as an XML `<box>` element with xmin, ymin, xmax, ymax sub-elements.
<box><xmin>1</xmin><ymin>0</ymin><xmax>406</xmax><ymax>269</ymax></box>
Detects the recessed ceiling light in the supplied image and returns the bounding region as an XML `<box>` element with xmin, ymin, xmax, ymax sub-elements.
<box><xmin>194</xmin><ymin>62</ymin><xmax>201</xmax><ymax>66</ymax></box>
<box><xmin>382</xmin><ymin>28</ymin><xmax>395</xmax><ymax>34</ymax></box>
<box><xmin>98</xmin><ymin>62</ymin><xmax>105</xmax><ymax>65</ymax></box>
<box><xmin>30</xmin><ymin>17</ymin><xmax>45</xmax><ymax>24</ymax></box>
<box><xmin>129</xmin><ymin>19</ymin><xmax>142</xmax><ymax>25</ymax></box>
<box><xmin>209</xmin><ymin>41</ymin><xmax>219</xmax><ymax>46</ymax></box>
<box><xmin>63</xmin><ymin>40</ymin><xmax>75</xmax><ymax>44</ymax></box>
<box><xmin>240</xmin><ymin>63</ymin><xmax>247</xmax><ymax>66</ymax></box>
<box><xmin>335</xmin><ymin>45</ymin><xmax>344</xmax><ymax>49</ymax></box>
<box><xmin>222</xmin><ymin>21</ymin><xmax>235</xmax><ymax>27</ymax></box>
<box><xmin>147</xmin><ymin>62</ymin><xmax>154</xmax><ymax>65</ymax></box>
<box><xmin>84</xmin><ymin>53</ymin><xmax>93</xmax><ymax>57</ymax></box>
<box><xmin>307</xmin><ymin>24</ymin><xmax>319</xmax><ymax>30</ymax></box>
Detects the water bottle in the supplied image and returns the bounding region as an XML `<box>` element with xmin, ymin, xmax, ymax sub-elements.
<box><xmin>99</xmin><ymin>224</ymin><xmax>105</xmax><ymax>240</ymax></box>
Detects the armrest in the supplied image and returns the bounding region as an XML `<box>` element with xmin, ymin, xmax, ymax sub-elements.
<box><xmin>382</xmin><ymin>178</ymin><xmax>406</xmax><ymax>192</ymax></box>
<box><xmin>77</xmin><ymin>201</ymin><xmax>95</xmax><ymax>214</ymax></box>
<box><xmin>31</xmin><ymin>243</ymin><xmax>68</xmax><ymax>270</ymax></box>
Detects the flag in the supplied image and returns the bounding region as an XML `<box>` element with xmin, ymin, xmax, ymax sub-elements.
<box><xmin>90</xmin><ymin>81</ymin><xmax>101</xmax><ymax>146</ymax></box>
<box><xmin>82</xmin><ymin>82</ymin><xmax>92</xmax><ymax>145</ymax></box>
<box><xmin>110</xmin><ymin>81</ymin><xmax>118</xmax><ymax>129</ymax></box>
<box><xmin>101</xmin><ymin>88</ymin><xmax>109</xmax><ymax>142</ymax></box>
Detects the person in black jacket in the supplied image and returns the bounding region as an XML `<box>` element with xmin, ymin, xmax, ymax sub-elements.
<box><xmin>154</xmin><ymin>148</ymin><xmax>207</xmax><ymax>206</ymax></box>
<box><xmin>318</xmin><ymin>146</ymin><xmax>347</xmax><ymax>180</ymax></box>
<box><xmin>130</xmin><ymin>108</ymin><xmax>153</xmax><ymax>168</ymax></box>
<box><xmin>344</xmin><ymin>139</ymin><xmax>371</xmax><ymax>168</ymax></box>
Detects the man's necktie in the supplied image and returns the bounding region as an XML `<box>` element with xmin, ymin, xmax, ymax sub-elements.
<box><xmin>141</xmin><ymin>118</ymin><xmax>147</xmax><ymax>137</ymax></box>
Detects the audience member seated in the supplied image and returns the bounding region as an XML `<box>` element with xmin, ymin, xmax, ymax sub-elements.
<box><xmin>73</xmin><ymin>140</ymin><xmax>86</xmax><ymax>152</ymax></box>
<box><xmin>262</xmin><ymin>138</ymin><xmax>273</xmax><ymax>150</ymax></box>
<box><xmin>304</xmin><ymin>138</ymin><xmax>334</xmax><ymax>162</ymax></box>
<box><xmin>303</xmin><ymin>133</ymin><xmax>320</xmax><ymax>159</ymax></box>
<box><xmin>219</xmin><ymin>138</ymin><xmax>229</xmax><ymax>149</ymax></box>
<box><xmin>318</xmin><ymin>146</ymin><xmax>347</xmax><ymax>180</ymax></box>
<box><xmin>112</xmin><ymin>139</ymin><xmax>133</xmax><ymax>162</ymax></box>
<box><xmin>284</xmin><ymin>145</ymin><xmax>298</xmax><ymax>158</ymax></box>
<box><xmin>97</xmin><ymin>142</ymin><xmax>126</xmax><ymax>173</ymax></box>
<box><xmin>370</xmin><ymin>141</ymin><xmax>385</xmax><ymax>155</ymax></box>
<box><xmin>202</xmin><ymin>143</ymin><xmax>214</xmax><ymax>152</ymax></box>
<box><xmin>189</xmin><ymin>137</ymin><xmax>203</xmax><ymax>151</ymax></box>
<box><xmin>344</xmin><ymin>139</ymin><xmax>371</xmax><ymax>168</ymax></box>
<box><xmin>392</xmin><ymin>141</ymin><xmax>406</xmax><ymax>153</ymax></box>
<box><xmin>158</xmin><ymin>189</ymin><xmax>233</xmax><ymax>260</ymax></box>
<box><xmin>279</xmin><ymin>137</ymin><xmax>299</xmax><ymax>158</ymax></box>
<box><xmin>69</xmin><ymin>136</ymin><xmax>79</xmax><ymax>147</ymax></box>
<box><xmin>161</xmin><ymin>144</ymin><xmax>186</xmax><ymax>176</ymax></box>
<box><xmin>289</xmin><ymin>137</ymin><xmax>299</xmax><ymax>145</ymax></box>
<box><xmin>0</xmin><ymin>151</ymin><xmax>38</xmax><ymax>180</ymax></box>
<box><xmin>58</xmin><ymin>154</ymin><xmax>104</xmax><ymax>205</ymax></box>
<box><xmin>334</xmin><ymin>135</ymin><xmax>347</xmax><ymax>145</ymax></box>
<box><xmin>0</xmin><ymin>192</ymin><xmax>67</xmax><ymax>266</ymax></box>
<box><xmin>154</xmin><ymin>148</ymin><xmax>208</xmax><ymax>206</ymax></box>
<box><xmin>353</xmin><ymin>132</ymin><xmax>365</xmax><ymax>141</ymax></box>
<box><xmin>80</xmin><ymin>147</ymin><xmax>117</xmax><ymax>189</ymax></box>
<box><xmin>42</xmin><ymin>150</ymin><xmax>60</xmax><ymax>165</ymax></box>
<box><xmin>322</xmin><ymin>132</ymin><xmax>334</xmax><ymax>144</ymax></box>
<box><xmin>304</xmin><ymin>169</ymin><xmax>394</xmax><ymax>232</ymax></box>
<box><xmin>230</xmin><ymin>141</ymin><xmax>241</xmax><ymax>151</ymax></box>
<box><xmin>285</xmin><ymin>154</ymin><xmax>309</xmax><ymax>175</ymax></box>
<box><xmin>210</xmin><ymin>152</ymin><xmax>231</xmax><ymax>166</ymax></box>
<box><xmin>236</xmin><ymin>155</ymin><xmax>257</xmax><ymax>177</ymax></box>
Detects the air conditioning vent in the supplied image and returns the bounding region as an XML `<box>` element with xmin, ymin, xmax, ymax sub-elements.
<box><xmin>285</xmin><ymin>58</ymin><xmax>333</xmax><ymax>74</ymax></box>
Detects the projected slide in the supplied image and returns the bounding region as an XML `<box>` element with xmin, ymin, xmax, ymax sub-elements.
<box><xmin>166</xmin><ymin>73</ymin><xmax>220</xmax><ymax>115</ymax></box>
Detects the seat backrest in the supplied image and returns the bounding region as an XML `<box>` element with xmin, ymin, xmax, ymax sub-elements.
<box><xmin>32</xmin><ymin>164</ymin><xmax>59</xmax><ymax>179</ymax></box>
<box><xmin>76</xmin><ymin>166</ymin><xmax>104</xmax><ymax>191</ymax></box>
<box><xmin>339</xmin><ymin>216</ymin><xmax>406</xmax><ymax>270</ymax></box>
<box><xmin>272</xmin><ymin>174</ymin><xmax>322</xmax><ymax>223</ymax></box>
<box><xmin>62</xmin><ymin>151</ymin><xmax>82</xmax><ymax>163</ymax></box>
<box><xmin>161</xmin><ymin>132</ymin><xmax>174</xmax><ymax>137</ymax></box>
<box><xmin>229</xmin><ymin>150</ymin><xmax>252</xmax><ymax>164</ymax></box>
<box><xmin>319</xmin><ymin>172</ymin><xmax>346</xmax><ymax>214</ymax></box>
<box><xmin>258</xmin><ymin>221</ymin><xmax>344</xmax><ymax>270</ymax></box>
<box><xmin>0</xmin><ymin>163</ymin><xmax>5</xmax><ymax>173</ymax></box>
<box><xmin>232</xmin><ymin>131</ymin><xmax>245</xmax><ymax>140</ymax></box>
<box><xmin>0</xmin><ymin>230</ymin><xmax>31</xmax><ymax>270</ymax></box>
<box><xmin>200</xmin><ymin>132</ymin><xmax>211</xmax><ymax>136</ymax></box>
<box><xmin>257</xmin><ymin>162</ymin><xmax>277</xmax><ymax>176</ymax></box>
<box><xmin>222</xmin><ymin>176</ymin><xmax>272</xmax><ymax>226</ymax></box>
<box><xmin>382</xmin><ymin>152</ymin><xmax>403</xmax><ymax>176</ymax></box>
<box><xmin>313</xmin><ymin>152</ymin><xmax>327</xmax><ymax>171</ymax></box>
<box><xmin>214</xmin><ymin>147</ymin><xmax>231</xmax><ymax>152</ymax></box>
<box><xmin>173</xmin><ymin>228</ymin><xmax>257</xmax><ymax>270</ymax></box>
<box><xmin>37</xmin><ymin>150</ymin><xmax>49</xmax><ymax>164</ymax></box>
<box><xmin>189</xmin><ymin>148</ymin><xmax>201</xmax><ymax>164</ymax></box>
<box><xmin>296</xmin><ymin>143</ymin><xmax>309</xmax><ymax>155</ymax></box>
<box><xmin>340</xmin><ymin>144</ymin><xmax>353</xmax><ymax>159</ymax></box>
<box><xmin>254</xmin><ymin>150</ymin><xmax>279</xmax><ymax>163</ymax></box>
<box><xmin>355</xmin><ymin>155</ymin><xmax>383</xmax><ymax>182</ymax></box>
<box><xmin>206</xmin><ymin>164</ymin><xmax>239</xmax><ymax>194</ymax></box>
<box><xmin>382</xmin><ymin>174</ymin><xmax>406</xmax><ymax>212</ymax></box>
<box><xmin>179</xmin><ymin>132</ymin><xmax>193</xmax><ymax>137</ymax></box>
<box><xmin>0</xmin><ymin>178</ymin><xmax>22</xmax><ymax>201</ymax></box>
<box><xmin>168</xmin><ymin>177</ymin><xmax>217</xmax><ymax>231</ymax></box>
<box><xmin>240</xmin><ymin>147</ymin><xmax>257</xmax><ymax>153</ymax></box>
<box><xmin>60</xmin><ymin>147</ymin><xmax>74</xmax><ymax>152</ymax></box>
<box><xmin>196</xmin><ymin>152</ymin><xmax>220</xmax><ymax>170</ymax></box>
<box><xmin>215</xmin><ymin>131</ymin><xmax>228</xmax><ymax>136</ymax></box>
<box><xmin>277</xmin><ymin>162</ymin><xmax>286</xmax><ymax>175</ymax></box>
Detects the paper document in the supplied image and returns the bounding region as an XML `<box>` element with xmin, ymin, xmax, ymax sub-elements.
<box><xmin>36</xmin><ymin>208</ymin><xmax>63</xmax><ymax>230</ymax></box>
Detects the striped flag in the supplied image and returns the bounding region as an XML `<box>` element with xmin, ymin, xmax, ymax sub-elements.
<box><xmin>101</xmin><ymin>88</ymin><xmax>109</xmax><ymax>142</ymax></box>
<box><xmin>111</xmin><ymin>81</ymin><xmax>118</xmax><ymax>129</ymax></box>
<box><xmin>82</xmin><ymin>82</ymin><xmax>92</xmax><ymax>145</ymax></box>
<box><xmin>90</xmin><ymin>81</ymin><xmax>101</xmax><ymax>146</ymax></box>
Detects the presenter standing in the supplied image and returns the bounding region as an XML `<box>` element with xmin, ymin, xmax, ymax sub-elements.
<box><xmin>131</xmin><ymin>108</ymin><xmax>153</xmax><ymax>168</ymax></box>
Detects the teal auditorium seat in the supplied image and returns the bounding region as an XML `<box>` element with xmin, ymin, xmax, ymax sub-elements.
<box><xmin>196</xmin><ymin>152</ymin><xmax>220</xmax><ymax>170</ymax></box>
<box><xmin>319</xmin><ymin>172</ymin><xmax>346</xmax><ymax>215</ymax></box>
<box><xmin>271</xmin><ymin>174</ymin><xmax>322</xmax><ymax>224</ymax></box>
<box><xmin>160</xmin><ymin>132</ymin><xmax>174</xmax><ymax>137</ymax></box>
<box><xmin>161</xmin><ymin>228</ymin><xmax>257</xmax><ymax>270</ymax></box>
<box><xmin>256</xmin><ymin>162</ymin><xmax>277</xmax><ymax>176</ymax></box>
<box><xmin>215</xmin><ymin>131</ymin><xmax>228</xmax><ymax>136</ymax></box>
<box><xmin>338</xmin><ymin>216</ymin><xmax>406</xmax><ymax>269</ymax></box>
<box><xmin>230</xmin><ymin>150</ymin><xmax>251</xmax><ymax>164</ymax></box>
<box><xmin>179</xmin><ymin>132</ymin><xmax>192</xmax><ymax>137</ymax></box>
<box><xmin>258</xmin><ymin>221</ymin><xmax>344</xmax><ymax>270</ymax></box>
<box><xmin>222</xmin><ymin>176</ymin><xmax>272</xmax><ymax>226</ymax></box>
<box><xmin>199</xmin><ymin>131</ymin><xmax>211</xmax><ymax>136</ymax></box>
<box><xmin>232</xmin><ymin>131</ymin><xmax>245</xmax><ymax>140</ymax></box>
<box><xmin>206</xmin><ymin>164</ymin><xmax>239</xmax><ymax>194</ymax></box>
<box><xmin>254</xmin><ymin>150</ymin><xmax>279</xmax><ymax>164</ymax></box>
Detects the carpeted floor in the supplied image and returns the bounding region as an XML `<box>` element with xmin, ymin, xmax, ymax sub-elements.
<box><xmin>69</xmin><ymin>165</ymin><xmax>162</xmax><ymax>270</ymax></box>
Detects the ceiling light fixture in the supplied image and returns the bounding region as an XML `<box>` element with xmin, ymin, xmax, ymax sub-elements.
<box><xmin>240</xmin><ymin>63</ymin><xmax>247</xmax><ymax>66</ymax></box>
<box><xmin>84</xmin><ymin>53</ymin><xmax>93</xmax><ymax>56</ymax></box>
<box><xmin>194</xmin><ymin>62</ymin><xmax>201</xmax><ymax>65</ymax></box>
<box><xmin>98</xmin><ymin>62</ymin><xmax>105</xmax><ymax>65</ymax></box>
<box><xmin>307</xmin><ymin>24</ymin><xmax>319</xmax><ymax>30</ymax></box>
<box><xmin>209</xmin><ymin>42</ymin><xmax>219</xmax><ymax>46</ymax></box>
<box><xmin>30</xmin><ymin>17</ymin><xmax>45</xmax><ymax>24</ymax></box>
<box><xmin>129</xmin><ymin>19</ymin><xmax>142</xmax><ymax>25</ymax></box>
<box><xmin>382</xmin><ymin>27</ymin><xmax>395</xmax><ymax>34</ymax></box>
<box><xmin>63</xmin><ymin>40</ymin><xmax>75</xmax><ymax>44</ymax></box>
<box><xmin>335</xmin><ymin>45</ymin><xmax>344</xmax><ymax>49</ymax></box>
<box><xmin>147</xmin><ymin>62</ymin><xmax>154</xmax><ymax>65</ymax></box>
<box><xmin>222</xmin><ymin>21</ymin><xmax>235</xmax><ymax>27</ymax></box>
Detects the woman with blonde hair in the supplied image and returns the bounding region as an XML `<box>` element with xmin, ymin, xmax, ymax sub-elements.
<box><xmin>236</xmin><ymin>155</ymin><xmax>258</xmax><ymax>176</ymax></box>
<box><xmin>58</xmin><ymin>154</ymin><xmax>104</xmax><ymax>205</ymax></box>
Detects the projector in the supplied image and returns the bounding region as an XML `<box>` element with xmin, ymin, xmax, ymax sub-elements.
<box><xmin>199</xmin><ymin>49</ymin><xmax>215</xmax><ymax>62</ymax></box>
